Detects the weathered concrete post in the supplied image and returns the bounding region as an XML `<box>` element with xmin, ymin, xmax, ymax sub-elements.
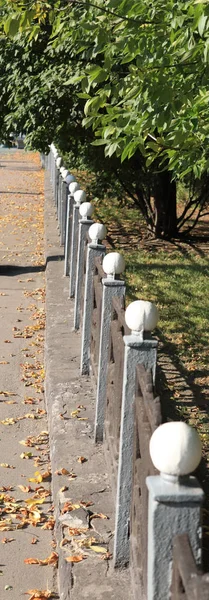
<box><xmin>64</xmin><ymin>181</ymin><xmax>80</xmax><ymax>277</ymax></box>
<box><xmin>74</xmin><ymin>202</ymin><xmax>94</xmax><ymax>330</ymax></box>
<box><xmin>55</xmin><ymin>156</ymin><xmax>62</xmax><ymax>212</ymax></box>
<box><xmin>52</xmin><ymin>149</ymin><xmax>58</xmax><ymax>198</ymax></box>
<box><xmin>114</xmin><ymin>300</ymin><xmax>159</xmax><ymax>568</ymax></box>
<box><xmin>147</xmin><ymin>422</ymin><xmax>203</xmax><ymax>600</ymax></box>
<box><xmin>80</xmin><ymin>222</ymin><xmax>107</xmax><ymax>376</ymax></box>
<box><xmin>58</xmin><ymin>166</ymin><xmax>66</xmax><ymax>230</ymax></box>
<box><xmin>94</xmin><ymin>252</ymin><xmax>126</xmax><ymax>443</ymax></box>
<box><xmin>49</xmin><ymin>144</ymin><xmax>55</xmax><ymax>183</ymax></box>
<box><xmin>60</xmin><ymin>169</ymin><xmax>69</xmax><ymax>246</ymax></box>
<box><xmin>69</xmin><ymin>190</ymin><xmax>86</xmax><ymax>298</ymax></box>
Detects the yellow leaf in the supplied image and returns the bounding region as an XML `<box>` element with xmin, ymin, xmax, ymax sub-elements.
<box><xmin>90</xmin><ymin>545</ymin><xmax>108</xmax><ymax>554</ymax></box>
<box><xmin>20</xmin><ymin>452</ymin><xmax>33</xmax><ymax>459</ymax></box>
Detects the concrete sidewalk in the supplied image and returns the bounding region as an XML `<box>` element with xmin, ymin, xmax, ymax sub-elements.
<box><xmin>44</xmin><ymin>174</ymin><xmax>132</xmax><ymax>599</ymax></box>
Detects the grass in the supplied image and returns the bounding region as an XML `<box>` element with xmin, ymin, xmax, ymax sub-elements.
<box><xmin>72</xmin><ymin>168</ymin><xmax>209</xmax><ymax>561</ymax></box>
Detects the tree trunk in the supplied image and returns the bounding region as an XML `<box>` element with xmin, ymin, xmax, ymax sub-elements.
<box><xmin>153</xmin><ymin>171</ymin><xmax>178</xmax><ymax>239</ymax></box>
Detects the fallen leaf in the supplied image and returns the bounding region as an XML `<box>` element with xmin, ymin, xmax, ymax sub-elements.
<box><xmin>4</xmin><ymin>585</ymin><xmax>13</xmax><ymax>590</ymax></box>
<box><xmin>65</xmin><ymin>555</ymin><xmax>87</xmax><ymax>563</ymax></box>
<box><xmin>77</xmin><ymin>457</ymin><xmax>87</xmax><ymax>464</ymax></box>
<box><xmin>55</xmin><ymin>468</ymin><xmax>70</xmax><ymax>476</ymax></box>
<box><xmin>0</xmin><ymin>391</ymin><xmax>16</xmax><ymax>397</ymax></box>
<box><xmin>1</xmin><ymin>538</ymin><xmax>15</xmax><ymax>544</ymax></box>
<box><xmin>0</xmin><ymin>463</ymin><xmax>15</xmax><ymax>469</ymax></box>
<box><xmin>89</xmin><ymin>513</ymin><xmax>109</xmax><ymax>521</ymax></box>
<box><xmin>24</xmin><ymin>590</ymin><xmax>55</xmax><ymax>599</ymax></box>
<box><xmin>20</xmin><ymin>452</ymin><xmax>33</xmax><ymax>459</ymax></box>
<box><xmin>67</xmin><ymin>527</ymin><xmax>88</xmax><ymax>536</ymax></box>
<box><xmin>18</xmin><ymin>485</ymin><xmax>32</xmax><ymax>493</ymax></box>
<box><xmin>31</xmin><ymin>538</ymin><xmax>38</xmax><ymax>544</ymax></box>
<box><xmin>90</xmin><ymin>545</ymin><xmax>108</xmax><ymax>554</ymax></box>
<box><xmin>24</xmin><ymin>552</ymin><xmax>58</xmax><ymax>566</ymax></box>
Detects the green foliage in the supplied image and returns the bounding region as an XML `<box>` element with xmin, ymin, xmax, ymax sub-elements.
<box><xmin>0</xmin><ymin>0</ymin><xmax>209</xmax><ymax>238</ymax></box>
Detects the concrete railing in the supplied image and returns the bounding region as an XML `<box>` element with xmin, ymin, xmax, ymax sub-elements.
<box><xmin>44</xmin><ymin>143</ymin><xmax>208</xmax><ymax>600</ymax></box>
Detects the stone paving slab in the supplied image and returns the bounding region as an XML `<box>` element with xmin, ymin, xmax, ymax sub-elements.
<box><xmin>44</xmin><ymin>174</ymin><xmax>132</xmax><ymax>600</ymax></box>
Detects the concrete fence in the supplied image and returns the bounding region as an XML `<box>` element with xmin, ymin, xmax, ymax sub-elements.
<box><xmin>44</xmin><ymin>144</ymin><xmax>208</xmax><ymax>600</ymax></box>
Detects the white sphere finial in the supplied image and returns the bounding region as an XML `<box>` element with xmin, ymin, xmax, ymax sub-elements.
<box><xmin>79</xmin><ymin>202</ymin><xmax>94</xmax><ymax>219</ymax></box>
<box><xmin>150</xmin><ymin>422</ymin><xmax>202</xmax><ymax>478</ymax></box>
<box><xmin>125</xmin><ymin>300</ymin><xmax>159</xmax><ymax>334</ymax></box>
<box><xmin>103</xmin><ymin>252</ymin><xmax>125</xmax><ymax>279</ymax></box>
<box><xmin>88</xmin><ymin>222</ymin><xmax>107</xmax><ymax>243</ymax></box>
<box><xmin>69</xmin><ymin>182</ymin><xmax>80</xmax><ymax>194</ymax></box>
<box><xmin>56</xmin><ymin>156</ymin><xmax>62</xmax><ymax>168</ymax></box>
<box><xmin>66</xmin><ymin>174</ymin><xmax>76</xmax><ymax>185</ymax></box>
<box><xmin>62</xmin><ymin>168</ymin><xmax>69</xmax><ymax>180</ymax></box>
<box><xmin>74</xmin><ymin>190</ymin><xmax>86</xmax><ymax>205</ymax></box>
<box><xmin>60</xmin><ymin>166</ymin><xmax>65</xmax><ymax>174</ymax></box>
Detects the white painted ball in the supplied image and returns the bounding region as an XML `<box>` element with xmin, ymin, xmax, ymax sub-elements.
<box><xmin>79</xmin><ymin>202</ymin><xmax>94</xmax><ymax>218</ymax></box>
<box><xmin>60</xmin><ymin>166</ymin><xmax>65</xmax><ymax>174</ymax></box>
<box><xmin>103</xmin><ymin>252</ymin><xmax>125</xmax><ymax>276</ymax></box>
<box><xmin>56</xmin><ymin>156</ymin><xmax>62</xmax><ymax>168</ymax></box>
<box><xmin>125</xmin><ymin>300</ymin><xmax>159</xmax><ymax>333</ymax></box>
<box><xmin>149</xmin><ymin>422</ymin><xmax>202</xmax><ymax>476</ymax></box>
<box><xmin>74</xmin><ymin>190</ymin><xmax>86</xmax><ymax>205</ymax></box>
<box><xmin>62</xmin><ymin>169</ymin><xmax>69</xmax><ymax>179</ymax></box>
<box><xmin>69</xmin><ymin>181</ymin><xmax>80</xmax><ymax>194</ymax></box>
<box><xmin>66</xmin><ymin>174</ymin><xmax>76</xmax><ymax>185</ymax></box>
<box><xmin>88</xmin><ymin>222</ymin><xmax>107</xmax><ymax>243</ymax></box>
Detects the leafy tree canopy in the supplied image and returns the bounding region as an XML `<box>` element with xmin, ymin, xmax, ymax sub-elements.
<box><xmin>0</xmin><ymin>0</ymin><xmax>209</xmax><ymax>238</ymax></box>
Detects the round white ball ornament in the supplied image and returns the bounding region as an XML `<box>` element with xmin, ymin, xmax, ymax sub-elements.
<box><xmin>66</xmin><ymin>174</ymin><xmax>76</xmax><ymax>185</ymax></box>
<box><xmin>74</xmin><ymin>190</ymin><xmax>86</xmax><ymax>205</ymax></box>
<box><xmin>125</xmin><ymin>300</ymin><xmax>159</xmax><ymax>333</ymax></box>
<box><xmin>69</xmin><ymin>182</ymin><xmax>80</xmax><ymax>194</ymax></box>
<box><xmin>79</xmin><ymin>202</ymin><xmax>94</xmax><ymax>218</ymax></box>
<box><xmin>103</xmin><ymin>252</ymin><xmax>125</xmax><ymax>276</ymax></box>
<box><xmin>149</xmin><ymin>421</ymin><xmax>202</xmax><ymax>477</ymax></box>
<box><xmin>88</xmin><ymin>223</ymin><xmax>107</xmax><ymax>243</ymax></box>
<box><xmin>62</xmin><ymin>169</ymin><xmax>69</xmax><ymax>179</ymax></box>
<box><xmin>56</xmin><ymin>156</ymin><xmax>62</xmax><ymax>168</ymax></box>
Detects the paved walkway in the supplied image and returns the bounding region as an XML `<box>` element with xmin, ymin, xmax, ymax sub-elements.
<box><xmin>0</xmin><ymin>150</ymin><xmax>56</xmax><ymax>599</ymax></box>
<box><xmin>0</xmin><ymin>150</ymin><xmax>131</xmax><ymax>600</ymax></box>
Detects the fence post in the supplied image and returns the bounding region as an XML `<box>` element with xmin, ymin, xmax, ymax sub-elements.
<box><xmin>52</xmin><ymin>150</ymin><xmax>58</xmax><ymax>197</ymax></box>
<box><xmin>74</xmin><ymin>202</ymin><xmax>94</xmax><ymax>330</ymax></box>
<box><xmin>64</xmin><ymin>181</ymin><xmax>80</xmax><ymax>277</ymax></box>
<box><xmin>69</xmin><ymin>190</ymin><xmax>86</xmax><ymax>298</ymax></box>
<box><xmin>80</xmin><ymin>222</ymin><xmax>106</xmax><ymax>376</ymax></box>
<box><xmin>58</xmin><ymin>167</ymin><xmax>66</xmax><ymax>230</ymax></box>
<box><xmin>94</xmin><ymin>252</ymin><xmax>126</xmax><ymax>443</ymax></box>
<box><xmin>147</xmin><ymin>422</ymin><xmax>204</xmax><ymax>600</ymax></box>
<box><xmin>55</xmin><ymin>156</ymin><xmax>62</xmax><ymax>212</ymax></box>
<box><xmin>60</xmin><ymin>169</ymin><xmax>69</xmax><ymax>246</ymax></box>
<box><xmin>114</xmin><ymin>300</ymin><xmax>159</xmax><ymax>568</ymax></box>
